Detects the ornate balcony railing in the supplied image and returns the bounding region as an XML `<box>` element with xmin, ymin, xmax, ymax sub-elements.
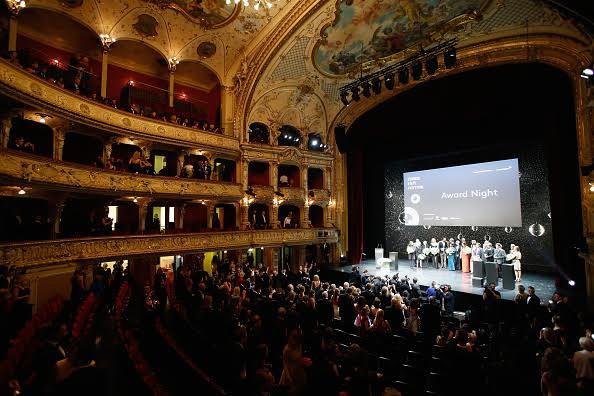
<box><xmin>0</xmin><ymin>149</ymin><xmax>243</xmax><ymax>200</ymax></box>
<box><xmin>279</xmin><ymin>187</ymin><xmax>306</xmax><ymax>204</ymax></box>
<box><xmin>0</xmin><ymin>228</ymin><xmax>339</xmax><ymax>268</ymax></box>
<box><xmin>308</xmin><ymin>189</ymin><xmax>331</xmax><ymax>206</ymax></box>
<box><xmin>0</xmin><ymin>59</ymin><xmax>239</xmax><ymax>154</ymax></box>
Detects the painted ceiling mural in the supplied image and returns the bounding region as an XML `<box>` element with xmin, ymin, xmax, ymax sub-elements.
<box><xmin>314</xmin><ymin>0</ymin><xmax>493</xmax><ymax>76</ymax></box>
<box><xmin>145</xmin><ymin>0</ymin><xmax>239</xmax><ymax>28</ymax></box>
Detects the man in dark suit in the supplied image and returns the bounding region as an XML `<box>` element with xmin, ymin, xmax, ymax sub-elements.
<box><xmin>338</xmin><ymin>287</ymin><xmax>355</xmax><ymax>329</ymax></box>
<box><xmin>526</xmin><ymin>286</ymin><xmax>541</xmax><ymax>319</ymax></box>
<box><xmin>256</xmin><ymin>209</ymin><xmax>268</xmax><ymax>229</ymax></box>
<box><xmin>443</xmin><ymin>285</ymin><xmax>455</xmax><ymax>314</ymax></box>
<box><xmin>420</xmin><ymin>297</ymin><xmax>441</xmax><ymax>336</ymax></box>
<box><xmin>411</xmin><ymin>278</ymin><xmax>421</xmax><ymax>299</ymax></box>
<box><xmin>316</xmin><ymin>291</ymin><xmax>334</xmax><ymax>325</ymax></box>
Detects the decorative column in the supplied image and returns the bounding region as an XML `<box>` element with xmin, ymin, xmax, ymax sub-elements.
<box><xmin>241</xmin><ymin>201</ymin><xmax>250</xmax><ymax>230</ymax></box>
<box><xmin>233</xmin><ymin>202</ymin><xmax>241</xmax><ymax>228</ymax></box>
<box><xmin>220</xmin><ymin>85</ymin><xmax>235</xmax><ymax>136</ymax></box>
<box><xmin>270</xmin><ymin>160</ymin><xmax>278</xmax><ymax>191</ymax></box>
<box><xmin>137</xmin><ymin>199</ymin><xmax>150</xmax><ymax>234</ymax></box>
<box><xmin>242</xmin><ymin>158</ymin><xmax>249</xmax><ymax>189</ymax></box>
<box><xmin>8</xmin><ymin>13</ymin><xmax>18</xmax><ymax>53</ymax></box>
<box><xmin>100</xmin><ymin>48</ymin><xmax>109</xmax><ymax>99</ymax></box>
<box><xmin>168</xmin><ymin>70</ymin><xmax>175</xmax><ymax>108</ymax></box>
<box><xmin>301</xmin><ymin>164</ymin><xmax>308</xmax><ymax>191</ymax></box>
<box><xmin>103</xmin><ymin>138</ymin><xmax>115</xmax><ymax>165</ymax></box>
<box><xmin>174</xmin><ymin>204</ymin><xmax>185</xmax><ymax>231</ymax></box>
<box><xmin>1</xmin><ymin>117</ymin><xmax>12</xmax><ymax>148</ymax></box>
<box><xmin>176</xmin><ymin>150</ymin><xmax>187</xmax><ymax>176</ymax></box>
<box><xmin>269</xmin><ymin>203</ymin><xmax>279</xmax><ymax>229</ymax></box>
<box><xmin>301</xmin><ymin>204</ymin><xmax>310</xmax><ymax>229</ymax></box>
<box><xmin>52</xmin><ymin>126</ymin><xmax>66</xmax><ymax>161</ymax></box>
<box><xmin>47</xmin><ymin>194</ymin><xmax>68</xmax><ymax>239</ymax></box>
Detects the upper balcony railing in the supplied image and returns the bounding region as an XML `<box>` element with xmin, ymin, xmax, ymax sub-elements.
<box><xmin>0</xmin><ymin>227</ymin><xmax>339</xmax><ymax>268</ymax></box>
<box><xmin>0</xmin><ymin>149</ymin><xmax>243</xmax><ymax>200</ymax></box>
<box><xmin>0</xmin><ymin>59</ymin><xmax>239</xmax><ymax>154</ymax></box>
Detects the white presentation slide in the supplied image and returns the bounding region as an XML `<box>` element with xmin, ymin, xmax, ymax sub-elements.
<box><xmin>403</xmin><ymin>159</ymin><xmax>522</xmax><ymax>227</ymax></box>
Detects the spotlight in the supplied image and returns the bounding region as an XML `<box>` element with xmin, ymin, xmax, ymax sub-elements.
<box><xmin>425</xmin><ymin>56</ymin><xmax>438</xmax><ymax>75</ymax></box>
<box><xmin>384</xmin><ymin>73</ymin><xmax>395</xmax><ymax>90</ymax></box>
<box><xmin>411</xmin><ymin>62</ymin><xmax>423</xmax><ymax>80</ymax></box>
<box><xmin>340</xmin><ymin>91</ymin><xmax>350</xmax><ymax>106</ymax></box>
<box><xmin>133</xmin><ymin>197</ymin><xmax>138</xmax><ymax>203</ymax></box>
<box><xmin>284</xmin><ymin>134</ymin><xmax>288</xmax><ymax>138</ymax></box>
<box><xmin>18</xmin><ymin>188</ymin><xmax>26</xmax><ymax>195</ymax></box>
<box><xmin>444</xmin><ymin>47</ymin><xmax>457</xmax><ymax>68</ymax></box>
<box><xmin>371</xmin><ymin>78</ymin><xmax>381</xmax><ymax>95</ymax></box>
<box><xmin>39</xmin><ymin>116</ymin><xmax>46</xmax><ymax>123</ymax></box>
<box><xmin>311</xmin><ymin>139</ymin><xmax>319</xmax><ymax>147</ymax></box>
<box><xmin>590</xmin><ymin>183</ymin><xmax>594</xmax><ymax>192</ymax></box>
<box><xmin>361</xmin><ymin>82</ymin><xmax>371</xmax><ymax>98</ymax></box>
<box><xmin>398</xmin><ymin>68</ymin><xmax>409</xmax><ymax>85</ymax></box>
<box><xmin>351</xmin><ymin>87</ymin><xmax>360</xmax><ymax>101</ymax></box>
<box><xmin>582</xmin><ymin>67</ymin><xmax>594</xmax><ymax>76</ymax></box>
<box><xmin>568</xmin><ymin>279</ymin><xmax>576</xmax><ymax>287</ymax></box>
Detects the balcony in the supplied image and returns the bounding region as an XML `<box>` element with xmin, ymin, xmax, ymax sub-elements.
<box><xmin>0</xmin><ymin>59</ymin><xmax>239</xmax><ymax>154</ymax></box>
<box><xmin>0</xmin><ymin>228</ymin><xmax>339</xmax><ymax>268</ymax></box>
<box><xmin>308</xmin><ymin>189</ymin><xmax>331</xmax><ymax>206</ymax></box>
<box><xmin>279</xmin><ymin>187</ymin><xmax>305</xmax><ymax>204</ymax></box>
<box><xmin>0</xmin><ymin>149</ymin><xmax>243</xmax><ymax>200</ymax></box>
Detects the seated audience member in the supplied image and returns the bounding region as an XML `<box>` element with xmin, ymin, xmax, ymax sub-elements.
<box><xmin>283</xmin><ymin>211</ymin><xmax>294</xmax><ymax>228</ymax></box>
<box><xmin>573</xmin><ymin>336</ymin><xmax>594</xmax><ymax>392</ymax></box>
<box><xmin>279</xmin><ymin>174</ymin><xmax>289</xmax><ymax>187</ymax></box>
<box><xmin>128</xmin><ymin>151</ymin><xmax>155</xmax><ymax>175</ymax></box>
<box><xmin>9</xmin><ymin>136</ymin><xmax>35</xmax><ymax>153</ymax></box>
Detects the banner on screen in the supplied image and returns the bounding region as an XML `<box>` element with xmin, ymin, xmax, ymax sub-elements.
<box><xmin>403</xmin><ymin>159</ymin><xmax>522</xmax><ymax>227</ymax></box>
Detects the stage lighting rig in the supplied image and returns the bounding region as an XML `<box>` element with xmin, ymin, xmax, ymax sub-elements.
<box><xmin>337</xmin><ymin>38</ymin><xmax>457</xmax><ymax>106</ymax></box>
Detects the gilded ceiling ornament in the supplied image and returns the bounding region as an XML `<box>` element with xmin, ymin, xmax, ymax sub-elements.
<box><xmin>133</xmin><ymin>14</ymin><xmax>160</xmax><ymax>38</ymax></box>
<box><xmin>197</xmin><ymin>41</ymin><xmax>217</xmax><ymax>58</ymax></box>
<box><xmin>143</xmin><ymin>0</ymin><xmax>239</xmax><ymax>29</ymax></box>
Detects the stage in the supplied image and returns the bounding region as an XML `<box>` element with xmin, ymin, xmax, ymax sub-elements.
<box><xmin>335</xmin><ymin>259</ymin><xmax>557</xmax><ymax>301</ymax></box>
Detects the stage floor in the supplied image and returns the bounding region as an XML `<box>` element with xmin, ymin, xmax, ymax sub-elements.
<box><xmin>336</xmin><ymin>259</ymin><xmax>557</xmax><ymax>301</ymax></box>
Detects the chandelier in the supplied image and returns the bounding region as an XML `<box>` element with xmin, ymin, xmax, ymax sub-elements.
<box><xmin>228</xmin><ymin>0</ymin><xmax>274</xmax><ymax>11</ymax></box>
<box><xmin>6</xmin><ymin>0</ymin><xmax>26</xmax><ymax>14</ymax></box>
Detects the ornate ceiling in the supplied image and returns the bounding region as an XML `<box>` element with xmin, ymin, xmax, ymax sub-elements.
<box><xmin>10</xmin><ymin>0</ymin><xmax>594</xmax><ymax>139</ymax></box>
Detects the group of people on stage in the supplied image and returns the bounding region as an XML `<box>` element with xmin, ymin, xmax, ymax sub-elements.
<box><xmin>406</xmin><ymin>238</ymin><xmax>523</xmax><ymax>281</ymax></box>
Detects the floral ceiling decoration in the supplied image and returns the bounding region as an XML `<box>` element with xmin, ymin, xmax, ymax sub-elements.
<box><xmin>132</xmin><ymin>14</ymin><xmax>160</xmax><ymax>37</ymax></box>
<box><xmin>144</xmin><ymin>0</ymin><xmax>240</xmax><ymax>28</ymax></box>
<box><xmin>314</xmin><ymin>0</ymin><xmax>495</xmax><ymax>76</ymax></box>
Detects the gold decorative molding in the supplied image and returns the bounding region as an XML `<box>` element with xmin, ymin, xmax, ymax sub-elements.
<box><xmin>0</xmin><ymin>149</ymin><xmax>244</xmax><ymax>200</ymax></box>
<box><xmin>241</xmin><ymin>143</ymin><xmax>333</xmax><ymax>168</ymax></box>
<box><xmin>309</xmin><ymin>188</ymin><xmax>330</xmax><ymax>206</ymax></box>
<box><xmin>0</xmin><ymin>60</ymin><xmax>240</xmax><ymax>154</ymax></box>
<box><xmin>0</xmin><ymin>228</ymin><xmax>339</xmax><ymax>268</ymax></box>
<box><xmin>251</xmin><ymin>185</ymin><xmax>275</xmax><ymax>203</ymax></box>
<box><xmin>279</xmin><ymin>186</ymin><xmax>305</xmax><ymax>204</ymax></box>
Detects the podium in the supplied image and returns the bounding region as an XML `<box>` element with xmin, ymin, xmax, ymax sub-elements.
<box><xmin>389</xmin><ymin>252</ymin><xmax>398</xmax><ymax>270</ymax></box>
<box><xmin>472</xmin><ymin>260</ymin><xmax>485</xmax><ymax>278</ymax></box>
<box><xmin>501</xmin><ymin>264</ymin><xmax>515</xmax><ymax>290</ymax></box>
<box><xmin>375</xmin><ymin>248</ymin><xmax>384</xmax><ymax>264</ymax></box>
<box><xmin>484</xmin><ymin>261</ymin><xmax>499</xmax><ymax>284</ymax></box>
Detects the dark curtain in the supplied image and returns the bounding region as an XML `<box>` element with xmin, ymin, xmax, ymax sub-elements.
<box><xmin>347</xmin><ymin>150</ymin><xmax>364</xmax><ymax>264</ymax></box>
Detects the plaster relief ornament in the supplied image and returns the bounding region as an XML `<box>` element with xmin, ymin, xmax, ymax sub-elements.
<box><xmin>197</xmin><ymin>41</ymin><xmax>217</xmax><ymax>58</ymax></box>
<box><xmin>60</xmin><ymin>0</ymin><xmax>84</xmax><ymax>8</ymax></box>
<box><xmin>133</xmin><ymin>14</ymin><xmax>160</xmax><ymax>38</ymax></box>
<box><xmin>145</xmin><ymin>0</ymin><xmax>239</xmax><ymax>28</ymax></box>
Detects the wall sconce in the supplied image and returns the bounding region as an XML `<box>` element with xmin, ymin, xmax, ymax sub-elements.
<box><xmin>328</xmin><ymin>198</ymin><xmax>336</xmax><ymax>207</ymax></box>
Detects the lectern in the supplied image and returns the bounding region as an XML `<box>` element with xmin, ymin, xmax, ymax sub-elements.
<box><xmin>472</xmin><ymin>260</ymin><xmax>485</xmax><ymax>278</ymax></box>
<box><xmin>375</xmin><ymin>248</ymin><xmax>384</xmax><ymax>264</ymax></box>
<box><xmin>484</xmin><ymin>261</ymin><xmax>498</xmax><ymax>285</ymax></box>
<box><xmin>389</xmin><ymin>252</ymin><xmax>398</xmax><ymax>270</ymax></box>
<box><xmin>501</xmin><ymin>264</ymin><xmax>515</xmax><ymax>290</ymax></box>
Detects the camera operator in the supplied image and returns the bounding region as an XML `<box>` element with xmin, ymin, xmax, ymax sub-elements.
<box><xmin>483</xmin><ymin>282</ymin><xmax>501</xmax><ymax>323</ymax></box>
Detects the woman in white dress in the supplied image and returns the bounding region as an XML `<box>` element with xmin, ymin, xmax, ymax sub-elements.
<box><xmin>512</xmin><ymin>245</ymin><xmax>522</xmax><ymax>282</ymax></box>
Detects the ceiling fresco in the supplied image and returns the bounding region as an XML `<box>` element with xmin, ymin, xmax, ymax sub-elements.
<box><xmin>314</xmin><ymin>0</ymin><xmax>493</xmax><ymax>76</ymax></box>
<box><xmin>144</xmin><ymin>0</ymin><xmax>239</xmax><ymax>28</ymax></box>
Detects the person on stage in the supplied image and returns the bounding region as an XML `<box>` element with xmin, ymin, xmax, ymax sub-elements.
<box><xmin>461</xmin><ymin>242</ymin><xmax>472</xmax><ymax>273</ymax></box>
<box><xmin>483</xmin><ymin>241</ymin><xmax>494</xmax><ymax>263</ymax></box>
<box><xmin>512</xmin><ymin>245</ymin><xmax>522</xmax><ymax>282</ymax></box>
<box><xmin>438</xmin><ymin>237</ymin><xmax>447</xmax><ymax>269</ymax></box>
<box><xmin>406</xmin><ymin>241</ymin><xmax>416</xmax><ymax>268</ymax></box>
<box><xmin>415</xmin><ymin>239</ymin><xmax>423</xmax><ymax>268</ymax></box>
<box><xmin>422</xmin><ymin>241</ymin><xmax>430</xmax><ymax>267</ymax></box>
<box><xmin>493</xmin><ymin>243</ymin><xmax>506</xmax><ymax>276</ymax></box>
<box><xmin>446</xmin><ymin>243</ymin><xmax>456</xmax><ymax>271</ymax></box>
<box><xmin>454</xmin><ymin>240</ymin><xmax>461</xmax><ymax>270</ymax></box>
<box><xmin>471</xmin><ymin>240</ymin><xmax>484</xmax><ymax>273</ymax></box>
<box><xmin>430</xmin><ymin>238</ymin><xmax>439</xmax><ymax>268</ymax></box>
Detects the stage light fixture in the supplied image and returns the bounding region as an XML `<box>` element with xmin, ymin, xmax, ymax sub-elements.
<box><xmin>384</xmin><ymin>73</ymin><xmax>395</xmax><ymax>90</ymax></box>
<box><xmin>351</xmin><ymin>87</ymin><xmax>360</xmax><ymax>101</ymax></box>
<box><xmin>425</xmin><ymin>56</ymin><xmax>438</xmax><ymax>75</ymax></box>
<box><xmin>589</xmin><ymin>183</ymin><xmax>594</xmax><ymax>192</ymax></box>
<box><xmin>340</xmin><ymin>91</ymin><xmax>350</xmax><ymax>106</ymax></box>
<box><xmin>371</xmin><ymin>78</ymin><xmax>382</xmax><ymax>95</ymax></box>
<box><xmin>311</xmin><ymin>139</ymin><xmax>319</xmax><ymax>147</ymax></box>
<box><xmin>568</xmin><ymin>279</ymin><xmax>576</xmax><ymax>287</ymax></box>
<box><xmin>398</xmin><ymin>68</ymin><xmax>409</xmax><ymax>85</ymax></box>
<box><xmin>411</xmin><ymin>62</ymin><xmax>423</xmax><ymax>80</ymax></box>
<box><xmin>18</xmin><ymin>187</ymin><xmax>26</xmax><ymax>195</ymax></box>
<box><xmin>582</xmin><ymin>67</ymin><xmax>593</xmax><ymax>76</ymax></box>
<box><xmin>444</xmin><ymin>47</ymin><xmax>457</xmax><ymax>68</ymax></box>
<box><xmin>361</xmin><ymin>82</ymin><xmax>371</xmax><ymax>98</ymax></box>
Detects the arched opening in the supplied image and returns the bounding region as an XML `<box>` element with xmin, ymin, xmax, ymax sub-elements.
<box><xmin>16</xmin><ymin>7</ymin><xmax>101</xmax><ymax>97</ymax></box>
<box><xmin>279</xmin><ymin>204</ymin><xmax>299</xmax><ymax>229</ymax></box>
<box><xmin>150</xmin><ymin>148</ymin><xmax>178</xmax><ymax>177</ymax></box>
<box><xmin>278</xmin><ymin>125</ymin><xmax>302</xmax><ymax>147</ymax></box>
<box><xmin>174</xmin><ymin>60</ymin><xmax>221</xmax><ymax>127</ymax></box>
<box><xmin>109</xmin><ymin>39</ymin><xmax>169</xmax><ymax>112</ymax></box>
<box><xmin>347</xmin><ymin>64</ymin><xmax>583</xmax><ymax>286</ymax></box>
<box><xmin>60</xmin><ymin>197</ymin><xmax>111</xmax><ymax>237</ymax></box>
<box><xmin>0</xmin><ymin>196</ymin><xmax>49</xmax><ymax>241</ymax></box>
<box><xmin>307</xmin><ymin>168</ymin><xmax>324</xmax><ymax>190</ymax></box>
<box><xmin>214</xmin><ymin>203</ymin><xmax>236</xmax><ymax>230</ymax></box>
<box><xmin>8</xmin><ymin>118</ymin><xmax>53</xmax><ymax>157</ymax></box>
<box><xmin>307</xmin><ymin>132</ymin><xmax>328</xmax><ymax>151</ymax></box>
<box><xmin>213</xmin><ymin>158</ymin><xmax>236</xmax><ymax>182</ymax></box>
<box><xmin>309</xmin><ymin>205</ymin><xmax>324</xmax><ymax>228</ymax></box>
<box><xmin>248</xmin><ymin>203</ymin><xmax>269</xmax><ymax>229</ymax></box>
<box><xmin>146</xmin><ymin>201</ymin><xmax>182</xmax><ymax>233</ymax></box>
<box><xmin>248</xmin><ymin>161</ymin><xmax>270</xmax><ymax>186</ymax></box>
<box><xmin>180</xmin><ymin>154</ymin><xmax>211</xmax><ymax>179</ymax></box>
<box><xmin>278</xmin><ymin>164</ymin><xmax>300</xmax><ymax>187</ymax></box>
<box><xmin>109</xmin><ymin>200</ymin><xmax>139</xmax><ymax>235</ymax></box>
<box><xmin>248</xmin><ymin>122</ymin><xmax>270</xmax><ymax>144</ymax></box>
<box><xmin>63</xmin><ymin>131</ymin><xmax>103</xmax><ymax>166</ymax></box>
